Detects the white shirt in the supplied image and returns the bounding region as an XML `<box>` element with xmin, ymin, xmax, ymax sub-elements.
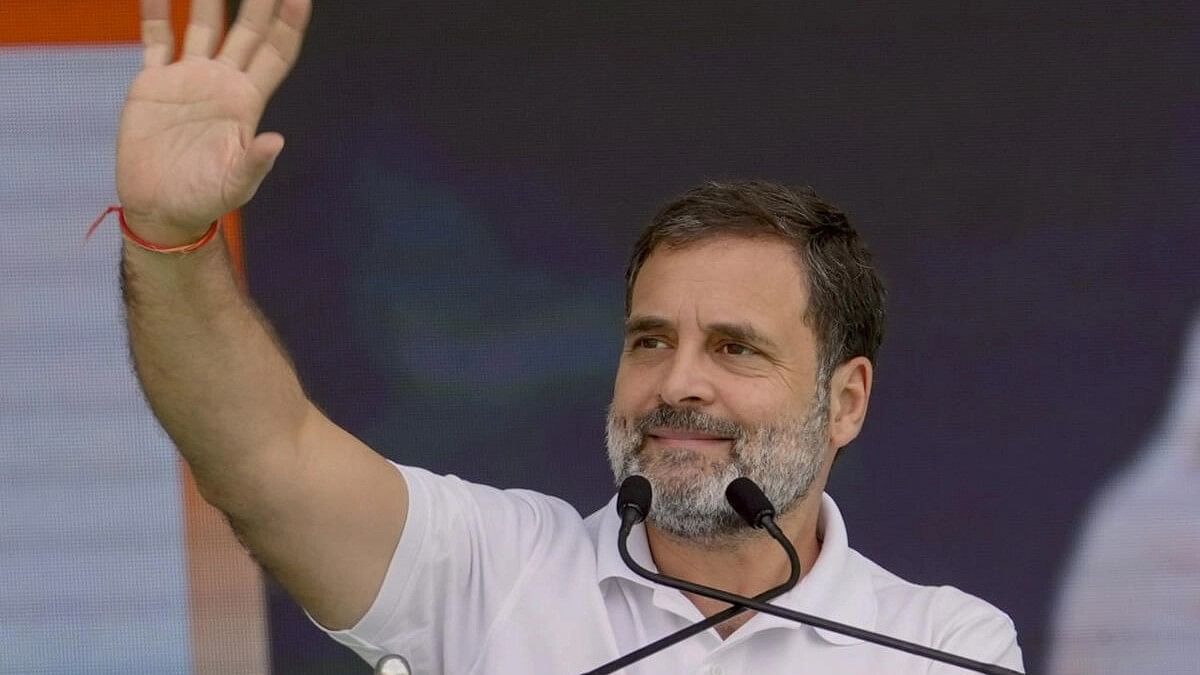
<box><xmin>319</xmin><ymin>464</ymin><xmax>1024</xmax><ymax>674</ymax></box>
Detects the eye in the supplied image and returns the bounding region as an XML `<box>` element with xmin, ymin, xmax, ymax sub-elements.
<box><xmin>632</xmin><ymin>336</ymin><xmax>670</xmax><ymax>350</ymax></box>
<box><xmin>719</xmin><ymin>342</ymin><xmax>758</xmax><ymax>357</ymax></box>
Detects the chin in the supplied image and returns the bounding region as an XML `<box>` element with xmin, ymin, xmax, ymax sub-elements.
<box><xmin>645</xmin><ymin>455</ymin><xmax>737</xmax><ymax>492</ymax></box>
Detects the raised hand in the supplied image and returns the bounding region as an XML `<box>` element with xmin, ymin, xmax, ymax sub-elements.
<box><xmin>116</xmin><ymin>0</ymin><xmax>311</xmax><ymax>244</ymax></box>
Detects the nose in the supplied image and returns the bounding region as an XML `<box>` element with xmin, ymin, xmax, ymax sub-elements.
<box><xmin>657</xmin><ymin>347</ymin><xmax>717</xmax><ymax>407</ymax></box>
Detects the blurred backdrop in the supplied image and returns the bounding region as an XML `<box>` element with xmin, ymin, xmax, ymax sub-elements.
<box><xmin>3</xmin><ymin>1</ymin><xmax>1199</xmax><ymax>673</ymax></box>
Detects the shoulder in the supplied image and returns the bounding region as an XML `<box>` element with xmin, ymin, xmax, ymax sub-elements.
<box><xmin>858</xmin><ymin>551</ymin><xmax>1009</xmax><ymax>618</ymax></box>
<box><xmin>400</xmin><ymin>464</ymin><xmax>581</xmax><ymax>523</ymax></box>
<box><xmin>582</xmin><ymin>498</ymin><xmax>610</xmax><ymax>536</ymax></box>
<box><xmin>400</xmin><ymin>464</ymin><xmax>587</xmax><ymax>540</ymax></box>
<box><xmin>850</xmin><ymin>550</ymin><xmax>1024</xmax><ymax>670</ymax></box>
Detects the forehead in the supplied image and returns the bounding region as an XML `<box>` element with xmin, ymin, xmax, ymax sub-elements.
<box><xmin>630</xmin><ymin>235</ymin><xmax>810</xmax><ymax>328</ymax></box>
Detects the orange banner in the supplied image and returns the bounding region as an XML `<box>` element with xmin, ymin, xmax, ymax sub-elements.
<box><xmin>0</xmin><ymin>1</ymin><xmax>194</xmax><ymax>45</ymax></box>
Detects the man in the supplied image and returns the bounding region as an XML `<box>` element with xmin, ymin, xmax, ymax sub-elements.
<box><xmin>117</xmin><ymin>0</ymin><xmax>1023</xmax><ymax>672</ymax></box>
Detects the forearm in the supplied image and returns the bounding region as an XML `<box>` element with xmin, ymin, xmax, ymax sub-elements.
<box><xmin>121</xmin><ymin>234</ymin><xmax>311</xmax><ymax>511</ymax></box>
<box><xmin>106</xmin><ymin>1</ymin><xmax>403</xmax><ymax>630</ymax></box>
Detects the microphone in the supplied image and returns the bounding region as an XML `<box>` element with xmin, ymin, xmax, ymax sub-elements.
<box><xmin>725</xmin><ymin>476</ymin><xmax>778</xmax><ymax>528</ymax></box>
<box><xmin>584</xmin><ymin>477</ymin><xmax>802</xmax><ymax>675</ymax></box>
<box><xmin>588</xmin><ymin>477</ymin><xmax>1023</xmax><ymax>675</ymax></box>
<box><xmin>617</xmin><ymin>474</ymin><xmax>652</xmax><ymax>532</ymax></box>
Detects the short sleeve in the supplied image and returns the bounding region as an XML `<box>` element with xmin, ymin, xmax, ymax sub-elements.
<box><xmin>310</xmin><ymin>463</ymin><xmax>579</xmax><ymax>674</ymax></box>
<box><xmin>929</xmin><ymin>586</ymin><xmax>1025</xmax><ymax>674</ymax></box>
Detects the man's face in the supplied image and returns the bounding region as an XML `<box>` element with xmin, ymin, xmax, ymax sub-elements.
<box><xmin>607</xmin><ymin>235</ymin><xmax>833</xmax><ymax>543</ymax></box>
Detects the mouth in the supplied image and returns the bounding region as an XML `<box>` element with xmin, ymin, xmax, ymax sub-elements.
<box><xmin>645</xmin><ymin>428</ymin><xmax>735</xmax><ymax>450</ymax></box>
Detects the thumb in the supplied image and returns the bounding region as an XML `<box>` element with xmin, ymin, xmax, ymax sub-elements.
<box><xmin>230</xmin><ymin>132</ymin><xmax>285</xmax><ymax>204</ymax></box>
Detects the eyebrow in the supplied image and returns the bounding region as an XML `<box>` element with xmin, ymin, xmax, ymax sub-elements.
<box><xmin>624</xmin><ymin>315</ymin><xmax>780</xmax><ymax>352</ymax></box>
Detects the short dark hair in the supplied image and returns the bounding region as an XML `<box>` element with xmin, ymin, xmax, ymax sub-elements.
<box><xmin>625</xmin><ymin>180</ymin><xmax>886</xmax><ymax>378</ymax></box>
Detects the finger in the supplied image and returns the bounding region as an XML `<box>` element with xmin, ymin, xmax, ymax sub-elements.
<box><xmin>231</xmin><ymin>133</ymin><xmax>286</xmax><ymax>203</ymax></box>
<box><xmin>182</xmin><ymin>0</ymin><xmax>225</xmax><ymax>59</ymax></box>
<box><xmin>246</xmin><ymin>0</ymin><xmax>312</xmax><ymax>98</ymax></box>
<box><xmin>217</xmin><ymin>0</ymin><xmax>280</xmax><ymax>70</ymax></box>
<box><xmin>140</xmin><ymin>0</ymin><xmax>174</xmax><ymax>68</ymax></box>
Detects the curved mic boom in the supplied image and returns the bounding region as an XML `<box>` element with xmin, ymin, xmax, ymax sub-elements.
<box><xmin>584</xmin><ymin>476</ymin><xmax>802</xmax><ymax>675</ymax></box>
<box><xmin>591</xmin><ymin>477</ymin><xmax>1022</xmax><ymax>675</ymax></box>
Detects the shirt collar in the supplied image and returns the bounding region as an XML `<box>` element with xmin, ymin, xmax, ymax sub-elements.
<box><xmin>594</xmin><ymin>492</ymin><xmax>877</xmax><ymax>645</ymax></box>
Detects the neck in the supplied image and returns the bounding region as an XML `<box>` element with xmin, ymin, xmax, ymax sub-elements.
<box><xmin>645</xmin><ymin>488</ymin><xmax>824</xmax><ymax>626</ymax></box>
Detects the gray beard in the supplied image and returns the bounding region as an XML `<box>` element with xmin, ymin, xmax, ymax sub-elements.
<box><xmin>605</xmin><ymin>388</ymin><xmax>830</xmax><ymax>547</ymax></box>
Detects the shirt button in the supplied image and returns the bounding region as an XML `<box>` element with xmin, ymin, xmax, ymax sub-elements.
<box><xmin>704</xmin><ymin>667</ymin><xmax>724</xmax><ymax>675</ymax></box>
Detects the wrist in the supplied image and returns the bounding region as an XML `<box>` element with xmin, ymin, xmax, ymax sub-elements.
<box><xmin>86</xmin><ymin>206</ymin><xmax>222</xmax><ymax>254</ymax></box>
<box><xmin>120</xmin><ymin>208</ymin><xmax>222</xmax><ymax>254</ymax></box>
<box><xmin>121</xmin><ymin>209</ymin><xmax>216</xmax><ymax>246</ymax></box>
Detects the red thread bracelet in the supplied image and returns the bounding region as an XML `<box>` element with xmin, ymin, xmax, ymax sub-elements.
<box><xmin>85</xmin><ymin>205</ymin><xmax>221</xmax><ymax>254</ymax></box>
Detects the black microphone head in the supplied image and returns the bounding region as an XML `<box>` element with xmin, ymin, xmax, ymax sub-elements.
<box><xmin>725</xmin><ymin>477</ymin><xmax>776</xmax><ymax>528</ymax></box>
<box><xmin>617</xmin><ymin>475</ymin><xmax>653</xmax><ymax>522</ymax></box>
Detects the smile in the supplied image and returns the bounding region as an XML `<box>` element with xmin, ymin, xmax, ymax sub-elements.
<box><xmin>645</xmin><ymin>429</ymin><xmax>734</xmax><ymax>449</ymax></box>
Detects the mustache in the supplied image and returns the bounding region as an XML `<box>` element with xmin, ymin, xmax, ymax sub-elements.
<box><xmin>633</xmin><ymin>405</ymin><xmax>745</xmax><ymax>440</ymax></box>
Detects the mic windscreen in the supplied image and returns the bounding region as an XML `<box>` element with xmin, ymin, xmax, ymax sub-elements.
<box><xmin>617</xmin><ymin>475</ymin><xmax>653</xmax><ymax>520</ymax></box>
<box><xmin>725</xmin><ymin>477</ymin><xmax>776</xmax><ymax>527</ymax></box>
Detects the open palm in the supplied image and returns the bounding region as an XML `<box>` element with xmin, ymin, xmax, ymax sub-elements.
<box><xmin>116</xmin><ymin>0</ymin><xmax>310</xmax><ymax>240</ymax></box>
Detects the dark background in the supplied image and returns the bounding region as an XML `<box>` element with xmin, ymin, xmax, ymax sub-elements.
<box><xmin>240</xmin><ymin>2</ymin><xmax>1200</xmax><ymax>672</ymax></box>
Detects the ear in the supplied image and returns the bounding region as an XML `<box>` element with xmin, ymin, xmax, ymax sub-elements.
<box><xmin>828</xmin><ymin>356</ymin><xmax>873</xmax><ymax>449</ymax></box>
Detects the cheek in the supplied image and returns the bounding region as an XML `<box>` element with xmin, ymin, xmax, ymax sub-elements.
<box><xmin>611</xmin><ymin>361</ymin><xmax>640</xmax><ymax>404</ymax></box>
<box><xmin>613</xmin><ymin>358</ymin><xmax>657</xmax><ymax>409</ymax></box>
<box><xmin>725</xmin><ymin>384</ymin><xmax>795</xmax><ymax>426</ymax></box>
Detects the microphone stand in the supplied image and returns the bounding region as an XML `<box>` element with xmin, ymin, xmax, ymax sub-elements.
<box><xmin>615</xmin><ymin>520</ymin><xmax>1022</xmax><ymax>675</ymax></box>
<box><xmin>582</xmin><ymin>509</ymin><xmax>800</xmax><ymax>675</ymax></box>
